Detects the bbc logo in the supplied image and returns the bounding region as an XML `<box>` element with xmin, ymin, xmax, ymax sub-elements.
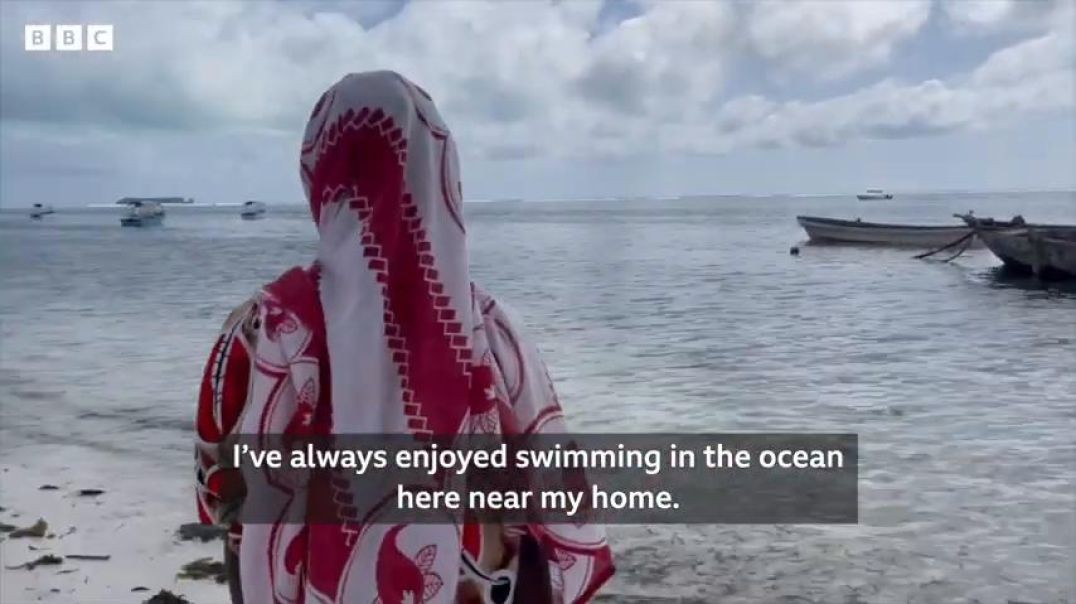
<box><xmin>25</xmin><ymin>24</ymin><xmax>113</xmax><ymax>52</ymax></box>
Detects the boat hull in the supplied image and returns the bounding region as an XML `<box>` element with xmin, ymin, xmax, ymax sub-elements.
<box><xmin>797</xmin><ymin>216</ymin><xmax>978</xmax><ymax>248</ymax></box>
<box><xmin>978</xmin><ymin>228</ymin><xmax>1076</xmax><ymax>280</ymax></box>
<box><xmin>856</xmin><ymin>194</ymin><xmax>893</xmax><ymax>201</ymax></box>
<box><xmin>120</xmin><ymin>215</ymin><xmax>164</xmax><ymax>227</ymax></box>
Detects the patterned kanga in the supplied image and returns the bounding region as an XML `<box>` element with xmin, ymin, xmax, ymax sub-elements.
<box><xmin>195</xmin><ymin>71</ymin><xmax>613</xmax><ymax>604</ymax></box>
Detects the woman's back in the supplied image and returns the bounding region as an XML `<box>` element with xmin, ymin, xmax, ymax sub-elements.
<box><xmin>195</xmin><ymin>71</ymin><xmax>612</xmax><ymax>604</ymax></box>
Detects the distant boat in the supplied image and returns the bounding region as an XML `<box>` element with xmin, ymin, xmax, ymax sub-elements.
<box><xmin>119</xmin><ymin>200</ymin><xmax>165</xmax><ymax>227</ymax></box>
<box><xmin>959</xmin><ymin>214</ymin><xmax>1076</xmax><ymax>279</ymax></box>
<box><xmin>856</xmin><ymin>189</ymin><xmax>893</xmax><ymax>201</ymax></box>
<box><xmin>116</xmin><ymin>196</ymin><xmax>193</xmax><ymax>205</ymax></box>
<box><xmin>797</xmin><ymin>216</ymin><xmax>978</xmax><ymax>248</ymax></box>
<box><xmin>240</xmin><ymin>201</ymin><xmax>267</xmax><ymax>219</ymax></box>
<box><xmin>29</xmin><ymin>203</ymin><xmax>54</xmax><ymax>219</ymax></box>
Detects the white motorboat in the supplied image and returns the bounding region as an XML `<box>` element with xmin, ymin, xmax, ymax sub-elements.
<box><xmin>240</xmin><ymin>201</ymin><xmax>267</xmax><ymax>219</ymax></box>
<box><xmin>29</xmin><ymin>203</ymin><xmax>55</xmax><ymax>219</ymax></box>
<box><xmin>856</xmin><ymin>189</ymin><xmax>893</xmax><ymax>201</ymax></box>
<box><xmin>117</xmin><ymin>196</ymin><xmax>192</xmax><ymax>205</ymax></box>
<box><xmin>119</xmin><ymin>200</ymin><xmax>166</xmax><ymax>227</ymax></box>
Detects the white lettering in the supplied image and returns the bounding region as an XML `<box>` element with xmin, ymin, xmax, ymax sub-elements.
<box><xmin>468</xmin><ymin>490</ymin><xmax>533</xmax><ymax>510</ymax></box>
<box><xmin>591</xmin><ymin>485</ymin><xmax>677</xmax><ymax>511</ymax></box>
<box><xmin>397</xmin><ymin>485</ymin><xmax>460</xmax><ymax>510</ymax></box>
<box><xmin>758</xmin><ymin>449</ymin><xmax>844</xmax><ymax>469</ymax></box>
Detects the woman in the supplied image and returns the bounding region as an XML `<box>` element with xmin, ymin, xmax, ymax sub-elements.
<box><xmin>195</xmin><ymin>71</ymin><xmax>614</xmax><ymax>603</ymax></box>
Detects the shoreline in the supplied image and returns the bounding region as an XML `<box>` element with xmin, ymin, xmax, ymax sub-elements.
<box><xmin>3</xmin><ymin>440</ymin><xmax>1072</xmax><ymax>603</ymax></box>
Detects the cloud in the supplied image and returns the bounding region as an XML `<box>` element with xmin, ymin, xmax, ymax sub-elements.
<box><xmin>940</xmin><ymin>0</ymin><xmax>1071</xmax><ymax>35</ymax></box>
<box><xmin>683</xmin><ymin>33</ymin><xmax>1073</xmax><ymax>156</ymax></box>
<box><xmin>295</xmin><ymin>0</ymin><xmax>406</xmax><ymax>28</ymax></box>
<box><xmin>0</xmin><ymin>0</ymin><xmax>1072</xmax><ymax>166</ymax></box>
<box><xmin>745</xmin><ymin>0</ymin><xmax>931</xmax><ymax>80</ymax></box>
<box><xmin>576</xmin><ymin>1</ymin><xmax>735</xmax><ymax>116</ymax></box>
<box><xmin>971</xmin><ymin>25</ymin><xmax>1075</xmax><ymax>87</ymax></box>
<box><xmin>0</xmin><ymin>2</ymin><xmax>352</xmax><ymax>131</ymax></box>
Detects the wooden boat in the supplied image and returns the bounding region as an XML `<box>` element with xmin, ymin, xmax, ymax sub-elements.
<box><xmin>959</xmin><ymin>215</ymin><xmax>1076</xmax><ymax>279</ymax></box>
<box><xmin>796</xmin><ymin>216</ymin><xmax>979</xmax><ymax>248</ymax></box>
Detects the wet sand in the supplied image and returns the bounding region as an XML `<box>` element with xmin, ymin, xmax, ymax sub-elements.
<box><xmin>3</xmin><ymin>443</ymin><xmax>1072</xmax><ymax>603</ymax></box>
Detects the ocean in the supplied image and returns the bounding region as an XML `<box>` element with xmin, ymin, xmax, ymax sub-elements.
<box><xmin>1</xmin><ymin>192</ymin><xmax>1074</xmax><ymax>603</ymax></box>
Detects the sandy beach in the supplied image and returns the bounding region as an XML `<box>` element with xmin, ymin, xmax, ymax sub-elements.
<box><xmin>1</xmin><ymin>444</ymin><xmax>226</xmax><ymax>603</ymax></box>
<box><xmin>4</xmin><ymin>444</ymin><xmax>1073</xmax><ymax>603</ymax></box>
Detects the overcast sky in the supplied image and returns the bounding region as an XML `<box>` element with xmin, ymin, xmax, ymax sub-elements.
<box><xmin>1</xmin><ymin>0</ymin><xmax>1073</xmax><ymax>206</ymax></box>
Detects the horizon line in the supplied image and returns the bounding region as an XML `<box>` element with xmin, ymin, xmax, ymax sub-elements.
<box><xmin>1</xmin><ymin>188</ymin><xmax>1074</xmax><ymax>209</ymax></box>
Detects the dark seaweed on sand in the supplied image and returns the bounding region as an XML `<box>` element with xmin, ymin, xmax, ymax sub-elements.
<box><xmin>176</xmin><ymin>522</ymin><xmax>227</xmax><ymax>542</ymax></box>
<box><xmin>6</xmin><ymin>554</ymin><xmax>63</xmax><ymax>570</ymax></box>
<box><xmin>178</xmin><ymin>557</ymin><xmax>227</xmax><ymax>583</ymax></box>
<box><xmin>66</xmin><ymin>554</ymin><xmax>110</xmax><ymax>561</ymax></box>
<box><xmin>8</xmin><ymin>518</ymin><xmax>48</xmax><ymax>538</ymax></box>
<box><xmin>144</xmin><ymin>590</ymin><xmax>193</xmax><ymax>604</ymax></box>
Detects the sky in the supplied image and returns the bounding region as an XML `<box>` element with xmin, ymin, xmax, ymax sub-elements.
<box><xmin>0</xmin><ymin>0</ymin><xmax>1073</xmax><ymax>206</ymax></box>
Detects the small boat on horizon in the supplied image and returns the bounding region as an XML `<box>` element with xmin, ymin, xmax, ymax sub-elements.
<box><xmin>796</xmin><ymin>215</ymin><xmax>979</xmax><ymax>248</ymax></box>
<box><xmin>29</xmin><ymin>203</ymin><xmax>54</xmax><ymax>219</ymax></box>
<box><xmin>856</xmin><ymin>189</ymin><xmax>893</xmax><ymax>201</ymax></box>
<box><xmin>119</xmin><ymin>200</ymin><xmax>165</xmax><ymax>227</ymax></box>
<box><xmin>117</xmin><ymin>196</ymin><xmax>193</xmax><ymax>205</ymax></box>
<box><xmin>240</xmin><ymin>200</ymin><xmax>267</xmax><ymax>219</ymax></box>
<box><xmin>113</xmin><ymin>197</ymin><xmax>195</xmax><ymax>227</ymax></box>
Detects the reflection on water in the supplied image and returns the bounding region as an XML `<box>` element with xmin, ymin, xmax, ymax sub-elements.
<box><xmin>1</xmin><ymin>192</ymin><xmax>1074</xmax><ymax>602</ymax></box>
<box><xmin>977</xmin><ymin>265</ymin><xmax>1076</xmax><ymax>298</ymax></box>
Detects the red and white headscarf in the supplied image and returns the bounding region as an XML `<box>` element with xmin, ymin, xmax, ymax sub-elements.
<box><xmin>196</xmin><ymin>71</ymin><xmax>613</xmax><ymax>604</ymax></box>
